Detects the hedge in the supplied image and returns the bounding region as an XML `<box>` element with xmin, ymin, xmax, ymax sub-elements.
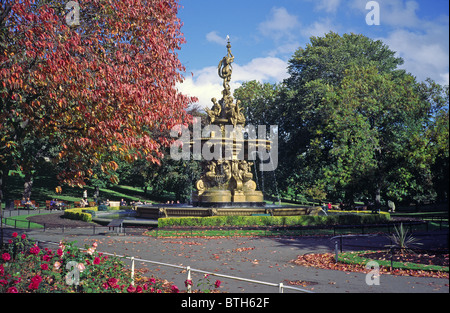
<box><xmin>63</xmin><ymin>206</ymin><xmax>123</xmax><ymax>222</ymax></box>
<box><xmin>158</xmin><ymin>213</ymin><xmax>391</xmax><ymax>228</ymax></box>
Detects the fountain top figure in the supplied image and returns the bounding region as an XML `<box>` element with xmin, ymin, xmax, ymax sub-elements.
<box><xmin>206</xmin><ymin>38</ymin><xmax>245</xmax><ymax>129</ymax></box>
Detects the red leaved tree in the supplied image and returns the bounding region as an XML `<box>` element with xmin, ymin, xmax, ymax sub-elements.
<box><xmin>0</xmin><ymin>0</ymin><xmax>196</xmax><ymax>197</ymax></box>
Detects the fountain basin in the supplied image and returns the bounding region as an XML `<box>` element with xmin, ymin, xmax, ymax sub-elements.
<box><xmin>136</xmin><ymin>204</ymin><xmax>322</xmax><ymax>219</ymax></box>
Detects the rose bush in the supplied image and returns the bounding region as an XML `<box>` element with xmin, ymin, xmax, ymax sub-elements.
<box><xmin>185</xmin><ymin>274</ymin><xmax>222</xmax><ymax>293</ymax></box>
<box><xmin>0</xmin><ymin>232</ymin><xmax>179</xmax><ymax>293</ymax></box>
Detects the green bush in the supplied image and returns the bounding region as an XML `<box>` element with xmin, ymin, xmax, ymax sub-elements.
<box><xmin>64</xmin><ymin>207</ymin><xmax>96</xmax><ymax>222</ymax></box>
<box><xmin>158</xmin><ymin>213</ymin><xmax>390</xmax><ymax>228</ymax></box>
<box><xmin>64</xmin><ymin>206</ymin><xmax>123</xmax><ymax>222</ymax></box>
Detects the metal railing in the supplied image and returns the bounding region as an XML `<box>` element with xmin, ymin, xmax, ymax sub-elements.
<box><xmin>37</xmin><ymin>240</ymin><xmax>313</xmax><ymax>293</ymax></box>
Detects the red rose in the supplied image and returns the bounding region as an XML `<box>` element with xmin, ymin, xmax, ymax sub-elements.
<box><xmin>12</xmin><ymin>232</ymin><xmax>18</xmax><ymax>238</ymax></box>
<box><xmin>29</xmin><ymin>245</ymin><xmax>40</xmax><ymax>255</ymax></box>
<box><xmin>28</xmin><ymin>282</ymin><xmax>39</xmax><ymax>290</ymax></box>
<box><xmin>41</xmin><ymin>263</ymin><xmax>49</xmax><ymax>270</ymax></box>
<box><xmin>108</xmin><ymin>277</ymin><xmax>118</xmax><ymax>287</ymax></box>
<box><xmin>28</xmin><ymin>276</ymin><xmax>42</xmax><ymax>290</ymax></box>
<box><xmin>2</xmin><ymin>253</ymin><xmax>11</xmax><ymax>262</ymax></box>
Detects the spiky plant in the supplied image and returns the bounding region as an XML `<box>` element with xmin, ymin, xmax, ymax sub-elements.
<box><xmin>386</xmin><ymin>223</ymin><xmax>422</xmax><ymax>254</ymax></box>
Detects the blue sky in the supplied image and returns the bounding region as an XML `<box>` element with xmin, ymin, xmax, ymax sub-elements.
<box><xmin>176</xmin><ymin>0</ymin><xmax>449</xmax><ymax>108</ymax></box>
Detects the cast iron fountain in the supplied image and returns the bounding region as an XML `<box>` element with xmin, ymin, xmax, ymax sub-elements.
<box><xmin>136</xmin><ymin>39</ymin><xmax>321</xmax><ymax>219</ymax></box>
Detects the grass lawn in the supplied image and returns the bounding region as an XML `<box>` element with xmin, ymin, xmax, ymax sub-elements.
<box><xmin>1</xmin><ymin>213</ymin><xmax>47</xmax><ymax>229</ymax></box>
<box><xmin>145</xmin><ymin>221</ymin><xmax>439</xmax><ymax>238</ymax></box>
<box><xmin>1</xmin><ymin>172</ymin><xmax>168</xmax><ymax>209</ymax></box>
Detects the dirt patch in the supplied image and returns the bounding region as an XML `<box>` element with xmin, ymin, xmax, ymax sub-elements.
<box><xmin>27</xmin><ymin>212</ymin><xmax>94</xmax><ymax>228</ymax></box>
<box><xmin>362</xmin><ymin>250</ymin><xmax>449</xmax><ymax>267</ymax></box>
<box><xmin>291</xmin><ymin>252</ymin><xmax>449</xmax><ymax>279</ymax></box>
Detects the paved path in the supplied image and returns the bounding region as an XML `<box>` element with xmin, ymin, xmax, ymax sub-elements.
<box><xmin>8</xmin><ymin>223</ymin><xmax>446</xmax><ymax>293</ymax></box>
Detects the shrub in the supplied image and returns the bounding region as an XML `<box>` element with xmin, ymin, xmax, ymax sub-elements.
<box><xmin>63</xmin><ymin>207</ymin><xmax>96</xmax><ymax>222</ymax></box>
<box><xmin>64</xmin><ymin>206</ymin><xmax>122</xmax><ymax>222</ymax></box>
<box><xmin>158</xmin><ymin>213</ymin><xmax>390</xmax><ymax>228</ymax></box>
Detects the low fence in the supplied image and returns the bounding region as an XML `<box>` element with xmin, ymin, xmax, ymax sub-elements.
<box><xmin>36</xmin><ymin>240</ymin><xmax>313</xmax><ymax>293</ymax></box>
<box><xmin>2</xmin><ymin>214</ymin><xmax>446</xmax><ymax>236</ymax></box>
<box><xmin>153</xmin><ymin>220</ymin><xmax>435</xmax><ymax>237</ymax></box>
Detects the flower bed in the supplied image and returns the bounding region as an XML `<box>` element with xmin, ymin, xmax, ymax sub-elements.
<box><xmin>0</xmin><ymin>232</ymin><xmax>180</xmax><ymax>293</ymax></box>
<box><xmin>291</xmin><ymin>251</ymin><xmax>448</xmax><ymax>279</ymax></box>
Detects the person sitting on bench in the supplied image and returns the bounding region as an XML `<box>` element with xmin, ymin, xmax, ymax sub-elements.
<box><xmin>25</xmin><ymin>198</ymin><xmax>36</xmax><ymax>210</ymax></box>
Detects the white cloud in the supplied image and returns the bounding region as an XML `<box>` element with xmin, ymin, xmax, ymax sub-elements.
<box><xmin>177</xmin><ymin>66</ymin><xmax>221</xmax><ymax>110</ymax></box>
<box><xmin>347</xmin><ymin>0</ymin><xmax>449</xmax><ymax>85</ymax></box>
<box><xmin>234</xmin><ymin>57</ymin><xmax>289</xmax><ymax>83</ymax></box>
<box><xmin>380</xmin><ymin>0</ymin><xmax>421</xmax><ymax>28</ymax></box>
<box><xmin>267</xmin><ymin>41</ymin><xmax>302</xmax><ymax>57</ymax></box>
<box><xmin>177</xmin><ymin>57</ymin><xmax>289</xmax><ymax>109</ymax></box>
<box><xmin>206</xmin><ymin>31</ymin><xmax>227</xmax><ymax>45</ymax></box>
<box><xmin>258</xmin><ymin>7</ymin><xmax>300</xmax><ymax>41</ymax></box>
<box><xmin>314</xmin><ymin>0</ymin><xmax>342</xmax><ymax>13</ymax></box>
<box><xmin>380</xmin><ymin>23</ymin><xmax>449</xmax><ymax>85</ymax></box>
<box><xmin>349</xmin><ymin>0</ymin><xmax>422</xmax><ymax>28</ymax></box>
<box><xmin>301</xmin><ymin>18</ymin><xmax>335</xmax><ymax>38</ymax></box>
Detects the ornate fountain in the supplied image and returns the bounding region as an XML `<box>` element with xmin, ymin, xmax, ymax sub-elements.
<box><xmin>135</xmin><ymin>39</ymin><xmax>321</xmax><ymax>219</ymax></box>
<box><xmin>191</xmin><ymin>38</ymin><xmax>269</xmax><ymax>207</ymax></box>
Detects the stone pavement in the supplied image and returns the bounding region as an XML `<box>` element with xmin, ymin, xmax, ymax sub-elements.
<box><xmin>6</xmin><ymin>222</ymin><xmax>446</xmax><ymax>294</ymax></box>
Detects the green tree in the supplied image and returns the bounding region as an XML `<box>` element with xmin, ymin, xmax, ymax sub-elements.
<box><xmin>233</xmin><ymin>81</ymin><xmax>282</xmax><ymax>199</ymax></box>
<box><xmin>321</xmin><ymin>65</ymin><xmax>431</xmax><ymax>205</ymax></box>
<box><xmin>417</xmin><ymin>79</ymin><xmax>449</xmax><ymax>203</ymax></box>
<box><xmin>235</xmin><ymin>32</ymin><xmax>448</xmax><ymax>206</ymax></box>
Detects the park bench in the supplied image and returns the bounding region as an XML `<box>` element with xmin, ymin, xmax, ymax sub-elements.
<box><xmin>46</xmin><ymin>200</ymin><xmax>70</xmax><ymax>210</ymax></box>
<box><xmin>14</xmin><ymin>200</ymin><xmax>38</xmax><ymax>210</ymax></box>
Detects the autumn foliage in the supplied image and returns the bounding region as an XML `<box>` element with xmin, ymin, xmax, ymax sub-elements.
<box><xmin>1</xmin><ymin>0</ymin><xmax>196</xmax><ymax>186</ymax></box>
